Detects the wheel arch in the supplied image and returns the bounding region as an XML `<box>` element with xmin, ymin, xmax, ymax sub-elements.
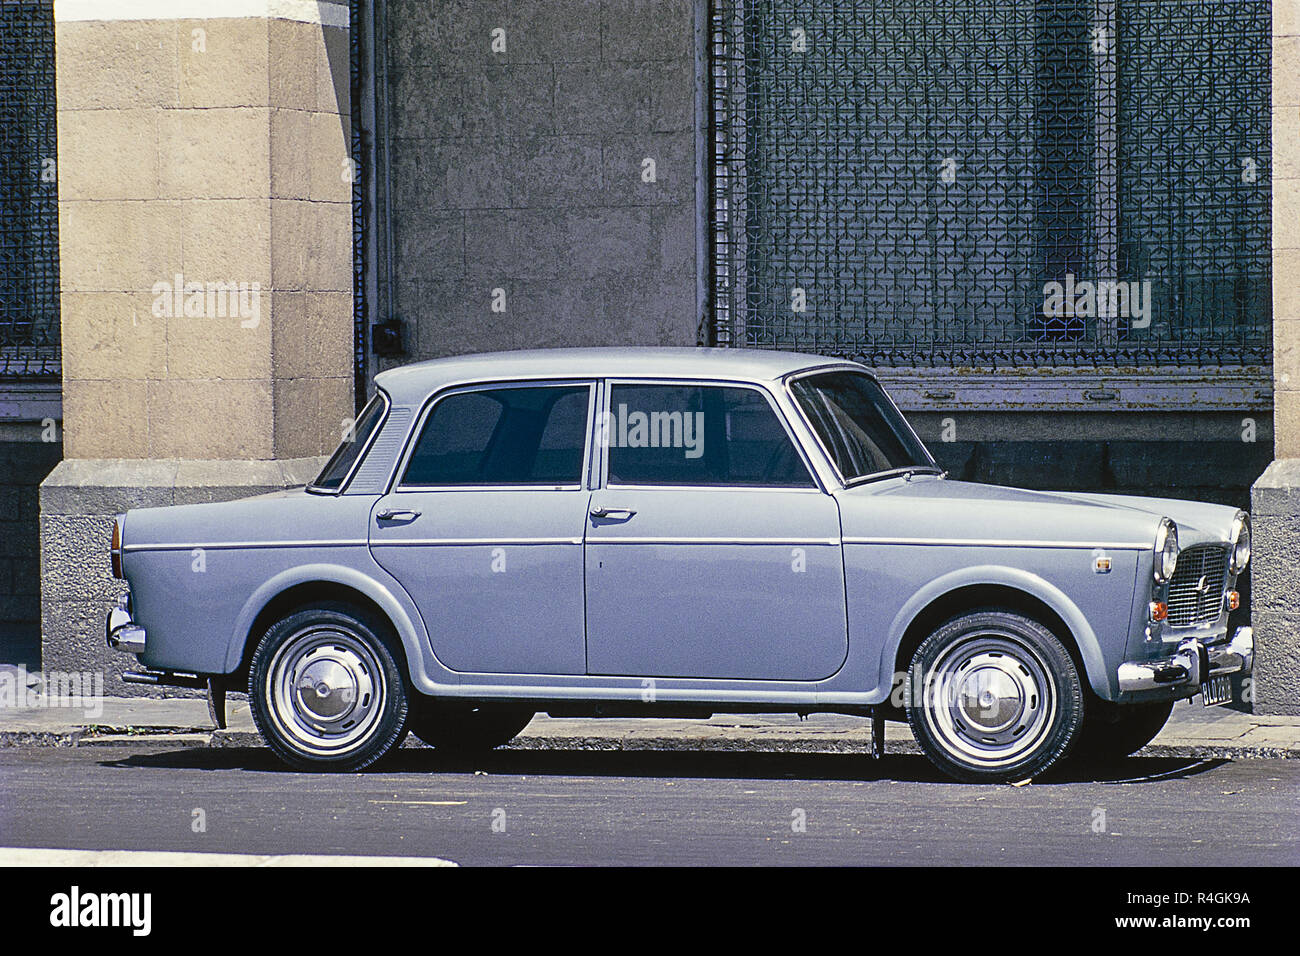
<box><xmin>883</xmin><ymin>567</ymin><xmax>1113</xmax><ymax>703</ymax></box>
<box><xmin>223</xmin><ymin>564</ymin><xmax>431</xmax><ymax>688</ymax></box>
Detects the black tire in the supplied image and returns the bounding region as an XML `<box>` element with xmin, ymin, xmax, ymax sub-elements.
<box><xmin>1074</xmin><ymin>700</ymin><xmax>1174</xmax><ymax>762</ymax></box>
<box><xmin>408</xmin><ymin>700</ymin><xmax>534</xmax><ymax>754</ymax></box>
<box><xmin>248</xmin><ymin>603</ymin><xmax>409</xmax><ymax>772</ymax></box>
<box><xmin>905</xmin><ymin>609</ymin><xmax>1085</xmax><ymax>783</ymax></box>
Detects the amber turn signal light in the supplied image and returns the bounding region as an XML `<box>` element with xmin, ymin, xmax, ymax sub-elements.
<box><xmin>1149</xmin><ymin>601</ymin><xmax>1168</xmax><ymax>622</ymax></box>
<box><xmin>110</xmin><ymin>518</ymin><xmax>123</xmax><ymax>580</ymax></box>
<box><xmin>1227</xmin><ymin>590</ymin><xmax>1240</xmax><ymax>611</ymax></box>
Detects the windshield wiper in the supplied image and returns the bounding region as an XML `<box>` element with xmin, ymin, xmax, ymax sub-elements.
<box><xmin>848</xmin><ymin>465</ymin><xmax>946</xmax><ymax>486</ymax></box>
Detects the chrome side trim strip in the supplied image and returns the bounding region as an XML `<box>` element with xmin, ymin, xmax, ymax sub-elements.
<box><xmin>127</xmin><ymin>536</ymin><xmax>842</xmax><ymax>550</ymax></box>
<box><xmin>586</xmin><ymin>537</ymin><xmax>840</xmax><ymax>546</ymax></box>
<box><xmin>372</xmin><ymin>537</ymin><xmax>584</xmax><ymax>547</ymax></box>
<box><xmin>123</xmin><ymin>540</ymin><xmax>369</xmax><ymax>552</ymax></box>
<box><xmin>842</xmin><ymin>537</ymin><xmax>1149</xmax><ymax>550</ymax></box>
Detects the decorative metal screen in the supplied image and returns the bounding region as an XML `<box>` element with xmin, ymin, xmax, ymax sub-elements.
<box><xmin>350</xmin><ymin>0</ymin><xmax>369</xmax><ymax>410</ymax></box>
<box><xmin>710</xmin><ymin>0</ymin><xmax>1271</xmax><ymax>368</ymax></box>
<box><xmin>0</xmin><ymin>0</ymin><xmax>58</xmax><ymax>379</ymax></box>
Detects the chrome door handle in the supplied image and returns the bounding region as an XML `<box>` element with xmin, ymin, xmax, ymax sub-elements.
<box><xmin>376</xmin><ymin>509</ymin><xmax>421</xmax><ymax>522</ymax></box>
<box><xmin>590</xmin><ymin>506</ymin><xmax>637</xmax><ymax>520</ymax></box>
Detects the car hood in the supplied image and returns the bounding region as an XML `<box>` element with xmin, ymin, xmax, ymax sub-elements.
<box><xmin>836</xmin><ymin>476</ymin><xmax>1240</xmax><ymax>549</ymax></box>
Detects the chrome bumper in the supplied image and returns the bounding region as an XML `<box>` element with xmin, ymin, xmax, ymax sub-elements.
<box><xmin>1118</xmin><ymin>626</ymin><xmax>1253</xmax><ymax>693</ymax></box>
<box><xmin>105</xmin><ymin>596</ymin><xmax>146</xmax><ymax>655</ymax></box>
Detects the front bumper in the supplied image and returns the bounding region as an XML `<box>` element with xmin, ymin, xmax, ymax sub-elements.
<box><xmin>1118</xmin><ymin>626</ymin><xmax>1253</xmax><ymax>693</ymax></box>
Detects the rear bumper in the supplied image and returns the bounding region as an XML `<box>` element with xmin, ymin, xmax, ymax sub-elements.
<box><xmin>105</xmin><ymin>595</ymin><xmax>147</xmax><ymax>655</ymax></box>
<box><xmin>107</xmin><ymin>594</ymin><xmax>213</xmax><ymax>691</ymax></box>
<box><xmin>1118</xmin><ymin>626</ymin><xmax>1253</xmax><ymax>693</ymax></box>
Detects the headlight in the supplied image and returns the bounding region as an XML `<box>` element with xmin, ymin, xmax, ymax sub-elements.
<box><xmin>1230</xmin><ymin>511</ymin><xmax>1251</xmax><ymax>574</ymax></box>
<box><xmin>1154</xmin><ymin>518</ymin><xmax>1179</xmax><ymax>583</ymax></box>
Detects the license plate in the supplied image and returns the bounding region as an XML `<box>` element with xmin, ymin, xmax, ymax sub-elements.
<box><xmin>1200</xmin><ymin>674</ymin><xmax>1233</xmax><ymax>707</ymax></box>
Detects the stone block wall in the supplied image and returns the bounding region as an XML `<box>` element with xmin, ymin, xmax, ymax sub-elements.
<box><xmin>382</xmin><ymin>0</ymin><xmax>700</xmax><ymax>364</ymax></box>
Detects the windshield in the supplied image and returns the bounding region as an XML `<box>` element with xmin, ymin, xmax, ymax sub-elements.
<box><xmin>311</xmin><ymin>392</ymin><xmax>388</xmax><ymax>492</ymax></box>
<box><xmin>790</xmin><ymin>370</ymin><xmax>936</xmax><ymax>482</ymax></box>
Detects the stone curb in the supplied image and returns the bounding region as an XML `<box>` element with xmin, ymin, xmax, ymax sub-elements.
<box><xmin>3</xmin><ymin>727</ymin><xmax>1296</xmax><ymax>761</ymax></box>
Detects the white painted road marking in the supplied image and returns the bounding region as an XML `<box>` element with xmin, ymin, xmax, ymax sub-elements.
<box><xmin>0</xmin><ymin>847</ymin><xmax>458</xmax><ymax>867</ymax></box>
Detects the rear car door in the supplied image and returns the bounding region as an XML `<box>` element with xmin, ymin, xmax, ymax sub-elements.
<box><xmin>369</xmin><ymin>381</ymin><xmax>595</xmax><ymax>675</ymax></box>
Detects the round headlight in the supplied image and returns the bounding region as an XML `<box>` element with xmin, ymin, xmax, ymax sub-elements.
<box><xmin>1230</xmin><ymin>512</ymin><xmax>1251</xmax><ymax>573</ymax></box>
<box><xmin>1154</xmin><ymin>518</ymin><xmax>1179</xmax><ymax>583</ymax></box>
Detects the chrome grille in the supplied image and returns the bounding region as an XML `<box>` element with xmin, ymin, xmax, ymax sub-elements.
<box><xmin>1167</xmin><ymin>545</ymin><xmax>1229</xmax><ymax>627</ymax></box>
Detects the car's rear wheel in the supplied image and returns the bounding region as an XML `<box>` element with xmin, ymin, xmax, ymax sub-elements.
<box><xmin>249</xmin><ymin>603</ymin><xmax>408</xmax><ymax>772</ymax></box>
<box><xmin>408</xmin><ymin>700</ymin><xmax>534</xmax><ymax>754</ymax></box>
<box><xmin>1074</xmin><ymin>700</ymin><xmax>1174</xmax><ymax>762</ymax></box>
<box><xmin>905</xmin><ymin>609</ymin><xmax>1084</xmax><ymax>783</ymax></box>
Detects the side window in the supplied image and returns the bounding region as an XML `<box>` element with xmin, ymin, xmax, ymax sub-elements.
<box><xmin>402</xmin><ymin>384</ymin><xmax>591</xmax><ymax>486</ymax></box>
<box><xmin>312</xmin><ymin>392</ymin><xmax>387</xmax><ymax>491</ymax></box>
<box><xmin>605</xmin><ymin>384</ymin><xmax>814</xmax><ymax>487</ymax></box>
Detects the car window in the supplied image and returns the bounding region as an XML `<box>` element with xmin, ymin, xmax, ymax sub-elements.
<box><xmin>605</xmin><ymin>383</ymin><xmax>814</xmax><ymax>487</ymax></box>
<box><xmin>312</xmin><ymin>392</ymin><xmax>388</xmax><ymax>491</ymax></box>
<box><xmin>401</xmin><ymin>384</ymin><xmax>590</xmax><ymax>486</ymax></box>
<box><xmin>789</xmin><ymin>370</ymin><xmax>934</xmax><ymax>481</ymax></box>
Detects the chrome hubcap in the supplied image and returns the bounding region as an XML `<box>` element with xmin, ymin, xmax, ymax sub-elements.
<box><xmin>267</xmin><ymin>627</ymin><xmax>385</xmax><ymax>757</ymax></box>
<box><xmin>921</xmin><ymin>633</ymin><xmax>1057</xmax><ymax>769</ymax></box>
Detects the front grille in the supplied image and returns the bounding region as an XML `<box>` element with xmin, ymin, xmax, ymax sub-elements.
<box><xmin>1167</xmin><ymin>545</ymin><xmax>1229</xmax><ymax>627</ymax></box>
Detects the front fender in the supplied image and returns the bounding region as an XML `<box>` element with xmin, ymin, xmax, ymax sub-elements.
<box><xmin>879</xmin><ymin>564</ymin><xmax>1115</xmax><ymax>702</ymax></box>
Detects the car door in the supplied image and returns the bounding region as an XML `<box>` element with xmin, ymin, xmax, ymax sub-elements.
<box><xmin>584</xmin><ymin>380</ymin><xmax>848</xmax><ymax>681</ymax></box>
<box><xmin>369</xmin><ymin>380</ymin><xmax>595</xmax><ymax>675</ymax></box>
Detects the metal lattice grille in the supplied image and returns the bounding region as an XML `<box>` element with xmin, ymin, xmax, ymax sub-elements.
<box><xmin>351</xmin><ymin>0</ymin><xmax>368</xmax><ymax>410</ymax></box>
<box><xmin>0</xmin><ymin>1</ymin><xmax>58</xmax><ymax>379</ymax></box>
<box><xmin>1167</xmin><ymin>544</ymin><xmax>1229</xmax><ymax>627</ymax></box>
<box><xmin>710</xmin><ymin>0</ymin><xmax>1271</xmax><ymax>368</ymax></box>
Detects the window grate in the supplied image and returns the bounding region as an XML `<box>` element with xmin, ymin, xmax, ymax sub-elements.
<box><xmin>709</xmin><ymin>0</ymin><xmax>1271</xmax><ymax>369</ymax></box>
<box><xmin>0</xmin><ymin>0</ymin><xmax>59</xmax><ymax>379</ymax></box>
<box><xmin>350</xmin><ymin>0</ymin><xmax>368</xmax><ymax>410</ymax></box>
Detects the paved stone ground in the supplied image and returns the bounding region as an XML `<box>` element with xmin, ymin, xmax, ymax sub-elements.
<box><xmin>2</xmin><ymin>686</ymin><xmax>1298</xmax><ymax>759</ymax></box>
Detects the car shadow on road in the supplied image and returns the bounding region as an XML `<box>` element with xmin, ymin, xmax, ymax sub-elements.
<box><xmin>99</xmin><ymin>745</ymin><xmax>1229</xmax><ymax>786</ymax></box>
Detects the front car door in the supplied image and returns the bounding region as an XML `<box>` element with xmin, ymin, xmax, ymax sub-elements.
<box><xmin>369</xmin><ymin>380</ymin><xmax>595</xmax><ymax>675</ymax></box>
<box><xmin>584</xmin><ymin>379</ymin><xmax>848</xmax><ymax>681</ymax></box>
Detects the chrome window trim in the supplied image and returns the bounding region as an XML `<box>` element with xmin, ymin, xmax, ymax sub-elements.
<box><xmin>386</xmin><ymin>379</ymin><xmax>598</xmax><ymax>494</ymax></box>
<box><xmin>781</xmin><ymin>365</ymin><xmax>941</xmax><ymax>489</ymax></box>
<box><xmin>393</xmin><ymin>483</ymin><xmax>587</xmax><ymax>494</ymax></box>
<box><xmin>307</xmin><ymin>388</ymin><xmax>392</xmax><ymax>496</ymax></box>
<box><xmin>599</xmin><ymin>483</ymin><xmax>825</xmax><ymax>494</ymax></box>
<box><xmin>586</xmin><ymin>378</ymin><xmax>606</xmax><ymax>492</ymax></box>
<box><xmin>596</xmin><ymin>376</ymin><xmax>825</xmax><ymax>493</ymax></box>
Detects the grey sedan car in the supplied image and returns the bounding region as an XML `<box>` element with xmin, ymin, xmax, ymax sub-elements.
<box><xmin>105</xmin><ymin>348</ymin><xmax>1253</xmax><ymax>782</ymax></box>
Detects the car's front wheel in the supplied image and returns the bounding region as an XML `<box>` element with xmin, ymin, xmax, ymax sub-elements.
<box><xmin>1074</xmin><ymin>700</ymin><xmax>1174</xmax><ymax>762</ymax></box>
<box><xmin>905</xmin><ymin>610</ymin><xmax>1084</xmax><ymax>783</ymax></box>
<box><xmin>408</xmin><ymin>700</ymin><xmax>534</xmax><ymax>754</ymax></box>
<box><xmin>249</xmin><ymin>603</ymin><xmax>409</xmax><ymax>771</ymax></box>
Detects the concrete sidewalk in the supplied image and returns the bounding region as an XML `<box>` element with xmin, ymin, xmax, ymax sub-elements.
<box><xmin>2</xmin><ymin>691</ymin><xmax>1299</xmax><ymax>760</ymax></box>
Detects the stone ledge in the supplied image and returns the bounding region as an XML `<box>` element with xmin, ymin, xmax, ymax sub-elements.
<box><xmin>40</xmin><ymin>456</ymin><xmax>327</xmax><ymax>514</ymax></box>
<box><xmin>1251</xmin><ymin>457</ymin><xmax>1300</xmax><ymax>515</ymax></box>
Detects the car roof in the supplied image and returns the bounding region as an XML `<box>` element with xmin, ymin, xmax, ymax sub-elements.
<box><xmin>372</xmin><ymin>347</ymin><xmax>866</xmax><ymax>405</ymax></box>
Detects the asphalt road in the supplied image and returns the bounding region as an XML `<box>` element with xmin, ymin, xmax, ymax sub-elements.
<box><xmin>1</xmin><ymin>745</ymin><xmax>1296</xmax><ymax>866</ymax></box>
